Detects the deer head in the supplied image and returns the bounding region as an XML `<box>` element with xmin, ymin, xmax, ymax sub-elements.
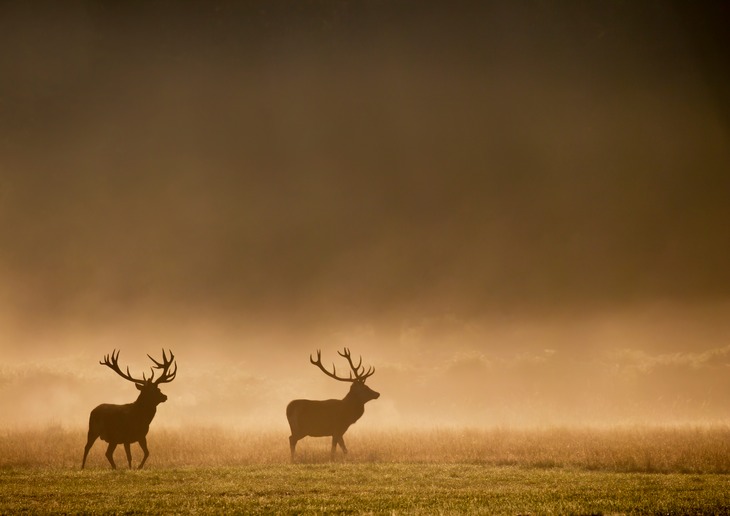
<box><xmin>310</xmin><ymin>348</ymin><xmax>379</xmax><ymax>403</ymax></box>
<box><xmin>100</xmin><ymin>349</ymin><xmax>177</xmax><ymax>406</ymax></box>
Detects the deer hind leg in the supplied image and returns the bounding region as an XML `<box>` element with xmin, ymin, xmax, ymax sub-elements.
<box><xmin>336</xmin><ymin>435</ymin><xmax>348</xmax><ymax>455</ymax></box>
<box><xmin>330</xmin><ymin>436</ymin><xmax>339</xmax><ymax>459</ymax></box>
<box><xmin>124</xmin><ymin>443</ymin><xmax>132</xmax><ymax>469</ymax></box>
<box><xmin>105</xmin><ymin>443</ymin><xmax>118</xmax><ymax>470</ymax></box>
<box><xmin>289</xmin><ymin>435</ymin><xmax>299</xmax><ymax>461</ymax></box>
<box><xmin>81</xmin><ymin>431</ymin><xmax>98</xmax><ymax>469</ymax></box>
<box><xmin>137</xmin><ymin>437</ymin><xmax>150</xmax><ymax>469</ymax></box>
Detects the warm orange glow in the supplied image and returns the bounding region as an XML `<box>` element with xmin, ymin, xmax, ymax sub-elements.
<box><xmin>0</xmin><ymin>2</ymin><xmax>728</xmax><ymax>435</ymax></box>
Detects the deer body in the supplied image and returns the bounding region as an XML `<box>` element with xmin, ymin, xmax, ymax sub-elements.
<box><xmin>287</xmin><ymin>396</ymin><xmax>364</xmax><ymax>438</ymax></box>
<box><xmin>287</xmin><ymin>349</ymin><xmax>379</xmax><ymax>460</ymax></box>
<box><xmin>81</xmin><ymin>349</ymin><xmax>176</xmax><ymax>470</ymax></box>
<box><xmin>90</xmin><ymin>401</ymin><xmax>156</xmax><ymax>444</ymax></box>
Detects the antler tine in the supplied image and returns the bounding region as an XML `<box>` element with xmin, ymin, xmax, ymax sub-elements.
<box><xmin>155</xmin><ymin>362</ymin><xmax>177</xmax><ymax>384</ymax></box>
<box><xmin>360</xmin><ymin>365</ymin><xmax>375</xmax><ymax>381</ymax></box>
<box><xmin>338</xmin><ymin>347</ymin><xmax>374</xmax><ymax>381</ymax></box>
<box><xmin>100</xmin><ymin>349</ymin><xmax>145</xmax><ymax>384</ymax></box>
<box><xmin>147</xmin><ymin>348</ymin><xmax>173</xmax><ymax>368</ymax></box>
<box><xmin>142</xmin><ymin>366</ymin><xmax>157</xmax><ymax>383</ymax></box>
<box><xmin>99</xmin><ymin>349</ymin><xmax>118</xmax><ymax>367</ymax></box>
<box><xmin>310</xmin><ymin>349</ymin><xmax>355</xmax><ymax>382</ymax></box>
<box><xmin>150</xmin><ymin>349</ymin><xmax>177</xmax><ymax>385</ymax></box>
<box><xmin>338</xmin><ymin>348</ymin><xmax>364</xmax><ymax>374</ymax></box>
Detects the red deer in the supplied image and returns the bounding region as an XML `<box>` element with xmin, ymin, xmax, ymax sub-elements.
<box><xmin>287</xmin><ymin>348</ymin><xmax>379</xmax><ymax>460</ymax></box>
<box><xmin>81</xmin><ymin>349</ymin><xmax>177</xmax><ymax>469</ymax></box>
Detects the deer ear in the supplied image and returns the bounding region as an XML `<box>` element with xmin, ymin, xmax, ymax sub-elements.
<box><xmin>136</xmin><ymin>383</ymin><xmax>144</xmax><ymax>391</ymax></box>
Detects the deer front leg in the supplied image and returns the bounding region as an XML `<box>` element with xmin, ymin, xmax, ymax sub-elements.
<box><xmin>124</xmin><ymin>443</ymin><xmax>132</xmax><ymax>469</ymax></box>
<box><xmin>137</xmin><ymin>437</ymin><xmax>150</xmax><ymax>469</ymax></box>
<box><xmin>105</xmin><ymin>443</ymin><xmax>118</xmax><ymax>469</ymax></box>
<box><xmin>331</xmin><ymin>435</ymin><xmax>347</xmax><ymax>458</ymax></box>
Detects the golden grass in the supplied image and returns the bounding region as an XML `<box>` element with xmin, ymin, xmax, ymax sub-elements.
<box><xmin>1</xmin><ymin>424</ymin><xmax>728</xmax><ymax>473</ymax></box>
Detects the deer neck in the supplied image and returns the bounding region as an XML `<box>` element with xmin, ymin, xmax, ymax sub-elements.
<box><xmin>342</xmin><ymin>389</ymin><xmax>366</xmax><ymax>418</ymax></box>
<box><xmin>133</xmin><ymin>394</ymin><xmax>158</xmax><ymax>422</ymax></box>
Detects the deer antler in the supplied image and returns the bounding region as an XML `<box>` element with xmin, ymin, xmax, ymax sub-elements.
<box><xmin>100</xmin><ymin>349</ymin><xmax>177</xmax><ymax>385</ymax></box>
<box><xmin>339</xmin><ymin>348</ymin><xmax>375</xmax><ymax>382</ymax></box>
<box><xmin>310</xmin><ymin>348</ymin><xmax>375</xmax><ymax>382</ymax></box>
<box><xmin>100</xmin><ymin>349</ymin><xmax>146</xmax><ymax>385</ymax></box>
<box><xmin>147</xmin><ymin>349</ymin><xmax>177</xmax><ymax>385</ymax></box>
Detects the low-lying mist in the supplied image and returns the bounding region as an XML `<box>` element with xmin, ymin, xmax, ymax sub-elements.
<box><xmin>2</xmin><ymin>303</ymin><xmax>729</xmax><ymax>431</ymax></box>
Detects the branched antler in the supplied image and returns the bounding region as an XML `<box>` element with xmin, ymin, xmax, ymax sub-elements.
<box><xmin>339</xmin><ymin>348</ymin><xmax>375</xmax><ymax>381</ymax></box>
<box><xmin>100</xmin><ymin>349</ymin><xmax>146</xmax><ymax>384</ymax></box>
<box><xmin>310</xmin><ymin>348</ymin><xmax>375</xmax><ymax>382</ymax></box>
<box><xmin>100</xmin><ymin>349</ymin><xmax>177</xmax><ymax>385</ymax></box>
<box><xmin>147</xmin><ymin>349</ymin><xmax>177</xmax><ymax>385</ymax></box>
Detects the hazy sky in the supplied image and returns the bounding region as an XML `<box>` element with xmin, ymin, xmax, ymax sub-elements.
<box><xmin>1</xmin><ymin>2</ymin><xmax>729</xmax><ymax>429</ymax></box>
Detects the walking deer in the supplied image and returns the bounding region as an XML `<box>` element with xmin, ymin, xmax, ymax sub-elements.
<box><xmin>81</xmin><ymin>349</ymin><xmax>177</xmax><ymax>469</ymax></box>
<box><xmin>286</xmin><ymin>348</ymin><xmax>379</xmax><ymax>460</ymax></box>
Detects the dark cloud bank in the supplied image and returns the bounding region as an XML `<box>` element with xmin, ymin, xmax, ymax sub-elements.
<box><xmin>1</xmin><ymin>1</ymin><xmax>729</xmax><ymax>427</ymax></box>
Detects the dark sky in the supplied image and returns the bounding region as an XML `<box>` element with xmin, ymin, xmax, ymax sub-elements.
<box><xmin>1</xmin><ymin>2</ymin><xmax>729</xmax><ymax>427</ymax></box>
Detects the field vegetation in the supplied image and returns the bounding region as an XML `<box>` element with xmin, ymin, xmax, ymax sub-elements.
<box><xmin>1</xmin><ymin>425</ymin><xmax>728</xmax><ymax>513</ymax></box>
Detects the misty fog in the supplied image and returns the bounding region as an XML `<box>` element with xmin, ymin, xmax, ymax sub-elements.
<box><xmin>1</xmin><ymin>2</ymin><xmax>729</xmax><ymax>430</ymax></box>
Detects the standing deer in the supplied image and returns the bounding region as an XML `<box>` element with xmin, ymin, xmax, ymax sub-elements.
<box><xmin>287</xmin><ymin>348</ymin><xmax>379</xmax><ymax>460</ymax></box>
<box><xmin>81</xmin><ymin>349</ymin><xmax>177</xmax><ymax>470</ymax></box>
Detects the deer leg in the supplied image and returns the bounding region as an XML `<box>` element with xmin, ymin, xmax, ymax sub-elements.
<box><xmin>124</xmin><ymin>443</ymin><xmax>132</xmax><ymax>469</ymax></box>
<box><xmin>105</xmin><ymin>443</ymin><xmax>118</xmax><ymax>470</ymax></box>
<box><xmin>337</xmin><ymin>436</ymin><xmax>348</xmax><ymax>455</ymax></box>
<box><xmin>137</xmin><ymin>437</ymin><xmax>150</xmax><ymax>469</ymax></box>
<box><xmin>81</xmin><ymin>433</ymin><xmax>98</xmax><ymax>469</ymax></box>
<box><xmin>289</xmin><ymin>435</ymin><xmax>298</xmax><ymax>461</ymax></box>
<box><xmin>330</xmin><ymin>436</ymin><xmax>338</xmax><ymax>459</ymax></box>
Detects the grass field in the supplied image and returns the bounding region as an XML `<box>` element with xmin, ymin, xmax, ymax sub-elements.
<box><xmin>1</xmin><ymin>425</ymin><xmax>729</xmax><ymax>514</ymax></box>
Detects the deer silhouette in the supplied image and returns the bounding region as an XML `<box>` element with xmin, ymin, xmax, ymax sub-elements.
<box><xmin>81</xmin><ymin>349</ymin><xmax>177</xmax><ymax>469</ymax></box>
<box><xmin>287</xmin><ymin>348</ymin><xmax>379</xmax><ymax>460</ymax></box>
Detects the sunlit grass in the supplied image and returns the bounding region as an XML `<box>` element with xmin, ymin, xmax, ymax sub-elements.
<box><xmin>1</xmin><ymin>424</ymin><xmax>728</xmax><ymax>473</ymax></box>
<box><xmin>1</xmin><ymin>464</ymin><xmax>728</xmax><ymax>514</ymax></box>
<box><xmin>1</xmin><ymin>425</ymin><xmax>728</xmax><ymax>514</ymax></box>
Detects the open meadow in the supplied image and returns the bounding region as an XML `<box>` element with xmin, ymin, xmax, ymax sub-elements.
<box><xmin>1</xmin><ymin>425</ymin><xmax>728</xmax><ymax>514</ymax></box>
